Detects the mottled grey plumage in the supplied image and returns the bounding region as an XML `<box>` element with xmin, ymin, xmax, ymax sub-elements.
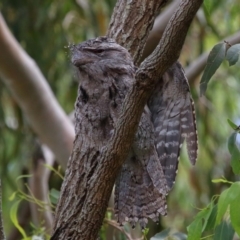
<box><xmin>71</xmin><ymin>37</ymin><xmax>167</xmax><ymax>228</ymax></box>
<box><xmin>115</xmin><ymin>106</ymin><xmax>168</xmax><ymax>228</ymax></box>
<box><xmin>148</xmin><ymin>62</ymin><xmax>198</xmax><ymax>190</ymax></box>
<box><xmin>71</xmin><ymin>37</ymin><xmax>197</xmax><ymax>228</ymax></box>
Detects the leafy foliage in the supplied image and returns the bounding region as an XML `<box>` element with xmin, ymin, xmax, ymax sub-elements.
<box><xmin>184</xmin><ymin>119</ymin><xmax>240</xmax><ymax>240</ymax></box>
<box><xmin>200</xmin><ymin>42</ymin><xmax>240</xmax><ymax>95</ymax></box>
<box><xmin>185</xmin><ymin>182</ymin><xmax>240</xmax><ymax>240</ymax></box>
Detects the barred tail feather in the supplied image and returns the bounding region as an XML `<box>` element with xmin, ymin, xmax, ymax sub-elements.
<box><xmin>181</xmin><ymin>95</ymin><xmax>198</xmax><ymax>165</ymax></box>
<box><xmin>115</xmin><ymin>160</ymin><xmax>167</xmax><ymax>229</ymax></box>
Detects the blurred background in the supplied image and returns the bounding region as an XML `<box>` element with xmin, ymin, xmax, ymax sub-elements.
<box><xmin>0</xmin><ymin>0</ymin><xmax>240</xmax><ymax>239</ymax></box>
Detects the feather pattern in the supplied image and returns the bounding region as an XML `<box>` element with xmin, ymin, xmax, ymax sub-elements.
<box><xmin>148</xmin><ymin>62</ymin><xmax>198</xmax><ymax>190</ymax></box>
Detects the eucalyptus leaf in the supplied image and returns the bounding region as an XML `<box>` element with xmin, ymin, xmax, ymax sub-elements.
<box><xmin>214</xmin><ymin>221</ymin><xmax>234</xmax><ymax>240</ymax></box>
<box><xmin>8</xmin><ymin>191</ymin><xmax>17</xmax><ymax>201</ymax></box>
<box><xmin>203</xmin><ymin>0</ymin><xmax>211</xmax><ymax>14</ymax></box>
<box><xmin>204</xmin><ymin>204</ymin><xmax>217</xmax><ymax>231</ymax></box>
<box><xmin>201</xmin><ymin>202</ymin><xmax>215</xmax><ymax>232</ymax></box>
<box><xmin>230</xmin><ymin>147</ymin><xmax>240</xmax><ymax>175</ymax></box>
<box><xmin>10</xmin><ymin>200</ymin><xmax>28</xmax><ymax>239</ymax></box>
<box><xmin>227</xmin><ymin>132</ymin><xmax>240</xmax><ymax>174</ymax></box>
<box><xmin>215</xmin><ymin>188</ymin><xmax>230</xmax><ymax>226</ymax></box>
<box><xmin>200</xmin><ymin>42</ymin><xmax>226</xmax><ymax>95</ymax></box>
<box><xmin>230</xmin><ymin>191</ymin><xmax>240</xmax><ymax>237</ymax></box>
<box><xmin>212</xmin><ymin>178</ymin><xmax>232</xmax><ymax>184</ymax></box>
<box><xmin>150</xmin><ymin>229</ymin><xmax>171</xmax><ymax>240</ymax></box>
<box><xmin>228</xmin><ymin>182</ymin><xmax>240</xmax><ymax>201</ymax></box>
<box><xmin>228</xmin><ymin>132</ymin><xmax>237</xmax><ymax>155</ymax></box>
<box><xmin>173</xmin><ymin>232</ymin><xmax>187</xmax><ymax>240</ymax></box>
<box><xmin>227</xmin><ymin>119</ymin><xmax>238</xmax><ymax>130</ymax></box>
<box><xmin>187</xmin><ymin>218</ymin><xmax>202</xmax><ymax>240</ymax></box>
<box><xmin>49</xmin><ymin>188</ymin><xmax>60</xmax><ymax>204</ymax></box>
<box><xmin>226</xmin><ymin>44</ymin><xmax>240</xmax><ymax>66</ymax></box>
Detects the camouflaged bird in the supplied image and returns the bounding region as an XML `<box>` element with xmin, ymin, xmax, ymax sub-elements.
<box><xmin>71</xmin><ymin>36</ymin><xmax>198</xmax><ymax>228</ymax></box>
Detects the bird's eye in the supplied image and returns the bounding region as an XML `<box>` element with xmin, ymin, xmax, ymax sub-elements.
<box><xmin>84</xmin><ymin>47</ymin><xmax>104</xmax><ymax>54</ymax></box>
<box><xmin>92</xmin><ymin>49</ymin><xmax>104</xmax><ymax>54</ymax></box>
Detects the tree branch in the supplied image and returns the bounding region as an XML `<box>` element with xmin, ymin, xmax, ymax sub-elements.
<box><xmin>140</xmin><ymin>0</ymin><xmax>181</xmax><ymax>62</ymax></box>
<box><xmin>29</xmin><ymin>145</ymin><xmax>54</xmax><ymax>234</ymax></box>
<box><xmin>107</xmin><ymin>0</ymin><xmax>170</xmax><ymax>65</ymax></box>
<box><xmin>140</xmin><ymin>0</ymin><xmax>203</xmax><ymax>76</ymax></box>
<box><xmin>51</xmin><ymin>0</ymin><xmax>203</xmax><ymax>239</ymax></box>
<box><xmin>0</xmin><ymin>13</ymin><xmax>74</xmax><ymax>169</ymax></box>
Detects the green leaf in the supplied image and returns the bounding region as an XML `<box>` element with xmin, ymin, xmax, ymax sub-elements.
<box><xmin>16</xmin><ymin>174</ymin><xmax>32</xmax><ymax>182</ymax></box>
<box><xmin>10</xmin><ymin>200</ymin><xmax>28</xmax><ymax>239</ymax></box>
<box><xmin>187</xmin><ymin>218</ymin><xmax>202</xmax><ymax>240</ymax></box>
<box><xmin>228</xmin><ymin>132</ymin><xmax>237</xmax><ymax>155</ymax></box>
<box><xmin>226</xmin><ymin>44</ymin><xmax>240</xmax><ymax>66</ymax></box>
<box><xmin>151</xmin><ymin>230</ymin><xmax>187</xmax><ymax>240</ymax></box>
<box><xmin>230</xmin><ymin>190</ymin><xmax>240</xmax><ymax>237</ymax></box>
<box><xmin>200</xmin><ymin>42</ymin><xmax>226</xmax><ymax>95</ymax></box>
<box><xmin>142</xmin><ymin>227</ymin><xmax>149</xmax><ymax>237</ymax></box>
<box><xmin>227</xmin><ymin>132</ymin><xmax>240</xmax><ymax>174</ymax></box>
<box><xmin>9</xmin><ymin>191</ymin><xmax>17</xmax><ymax>201</ymax></box>
<box><xmin>214</xmin><ymin>221</ymin><xmax>234</xmax><ymax>240</ymax></box>
<box><xmin>201</xmin><ymin>202</ymin><xmax>215</xmax><ymax>232</ymax></box>
<box><xmin>224</xmin><ymin>182</ymin><xmax>240</xmax><ymax>236</ymax></box>
<box><xmin>204</xmin><ymin>204</ymin><xmax>218</xmax><ymax>231</ymax></box>
<box><xmin>192</xmin><ymin>203</ymin><xmax>213</xmax><ymax>232</ymax></box>
<box><xmin>44</xmin><ymin>164</ymin><xmax>64</xmax><ymax>180</ymax></box>
<box><xmin>231</xmin><ymin>147</ymin><xmax>240</xmax><ymax>175</ymax></box>
<box><xmin>227</xmin><ymin>119</ymin><xmax>238</xmax><ymax>130</ymax></box>
<box><xmin>203</xmin><ymin>0</ymin><xmax>211</xmax><ymax>14</ymax></box>
<box><xmin>173</xmin><ymin>232</ymin><xmax>187</xmax><ymax>240</ymax></box>
<box><xmin>49</xmin><ymin>188</ymin><xmax>60</xmax><ymax>204</ymax></box>
<box><xmin>150</xmin><ymin>229</ymin><xmax>170</xmax><ymax>239</ymax></box>
<box><xmin>216</xmin><ymin>188</ymin><xmax>230</xmax><ymax>225</ymax></box>
<box><xmin>186</xmin><ymin>202</ymin><xmax>215</xmax><ymax>238</ymax></box>
<box><xmin>212</xmin><ymin>178</ymin><xmax>232</xmax><ymax>184</ymax></box>
<box><xmin>228</xmin><ymin>182</ymin><xmax>240</xmax><ymax>200</ymax></box>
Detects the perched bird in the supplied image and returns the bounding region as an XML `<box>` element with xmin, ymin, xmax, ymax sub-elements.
<box><xmin>71</xmin><ymin>36</ymin><xmax>197</xmax><ymax>228</ymax></box>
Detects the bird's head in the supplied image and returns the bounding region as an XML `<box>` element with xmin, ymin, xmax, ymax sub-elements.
<box><xmin>70</xmin><ymin>37</ymin><xmax>134</xmax><ymax>73</ymax></box>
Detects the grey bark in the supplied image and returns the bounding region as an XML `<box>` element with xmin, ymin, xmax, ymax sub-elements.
<box><xmin>140</xmin><ymin>0</ymin><xmax>182</xmax><ymax>62</ymax></box>
<box><xmin>107</xmin><ymin>0</ymin><xmax>169</xmax><ymax>65</ymax></box>
<box><xmin>51</xmin><ymin>0</ymin><xmax>203</xmax><ymax>239</ymax></box>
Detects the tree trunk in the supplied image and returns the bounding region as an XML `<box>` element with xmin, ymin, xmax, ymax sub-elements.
<box><xmin>51</xmin><ymin>0</ymin><xmax>203</xmax><ymax>239</ymax></box>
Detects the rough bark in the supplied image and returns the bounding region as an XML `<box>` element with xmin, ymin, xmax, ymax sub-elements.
<box><xmin>140</xmin><ymin>0</ymin><xmax>181</xmax><ymax>62</ymax></box>
<box><xmin>51</xmin><ymin>0</ymin><xmax>203</xmax><ymax>239</ymax></box>
<box><xmin>0</xmin><ymin>13</ymin><xmax>74</xmax><ymax>169</ymax></box>
<box><xmin>107</xmin><ymin>0</ymin><xmax>169</xmax><ymax>65</ymax></box>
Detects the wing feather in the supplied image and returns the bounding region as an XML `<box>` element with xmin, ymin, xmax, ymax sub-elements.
<box><xmin>148</xmin><ymin>62</ymin><xmax>198</xmax><ymax>190</ymax></box>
